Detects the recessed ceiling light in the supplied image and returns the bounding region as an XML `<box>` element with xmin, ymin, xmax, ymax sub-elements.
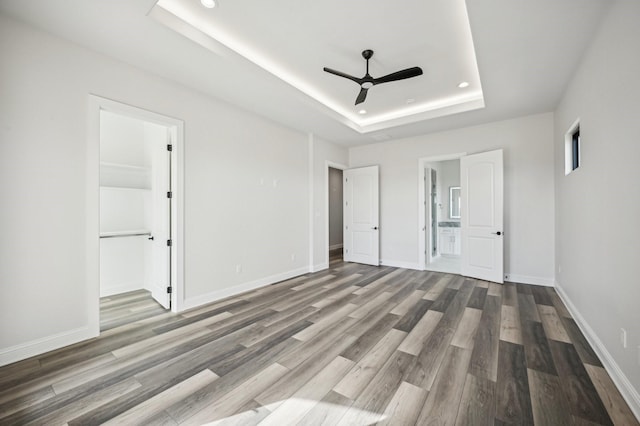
<box><xmin>458</xmin><ymin>81</ymin><xmax>469</xmax><ymax>88</ymax></box>
<box><xmin>358</xmin><ymin>109</ymin><xmax>367</xmax><ymax>115</ymax></box>
<box><xmin>201</xmin><ymin>0</ymin><xmax>216</xmax><ymax>8</ymax></box>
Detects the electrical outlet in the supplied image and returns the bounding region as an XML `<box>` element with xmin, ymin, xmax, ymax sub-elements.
<box><xmin>236</xmin><ymin>264</ymin><xmax>242</xmax><ymax>274</ymax></box>
<box><xmin>291</xmin><ymin>253</ymin><xmax>296</xmax><ymax>262</ymax></box>
<box><xmin>620</xmin><ymin>328</ymin><xmax>627</xmax><ymax>348</ymax></box>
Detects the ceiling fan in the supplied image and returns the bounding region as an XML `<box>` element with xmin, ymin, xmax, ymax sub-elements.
<box><xmin>323</xmin><ymin>50</ymin><xmax>423</xmax><ymax>105</ymax></box>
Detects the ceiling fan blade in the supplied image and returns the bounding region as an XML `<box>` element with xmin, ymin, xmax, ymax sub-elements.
<box><xmin>323</xmin><ymin>67</ymin><xmax>362</xmax><ymax>84</ymax></box>
<box><xmin>355</xmin><ymin>87</ymin><xmax>368</xmax><ymax>105</ymax></box>
<box><xmin>374</xmin><ymin>67</ymin><xmax>423</xmax><ymax>84</ymax></box>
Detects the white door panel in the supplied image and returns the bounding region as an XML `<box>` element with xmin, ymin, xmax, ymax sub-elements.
<box><xmin>467</xmin><ymin>163</ymin><xmax>495</xmax><ymax>227</ymax></box>
<box><xmin>344</xmin><ymin>166</ymin><xmax>379</xmax><ymax>266</ymax></box>
<box><xmin>148</xmin><ymin>132</ymin><xmax>171</xmax><ymax>309</ymax></box>
<box><xmin>461</xmin><ymin>150</ymin><xmax>503</xmax><ymax>283</ymax></box>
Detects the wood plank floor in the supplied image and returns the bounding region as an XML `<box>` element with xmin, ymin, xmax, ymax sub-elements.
<box><xmin>1</xmin><ymin>260</ymin><xmax>637</xmax><ymax>425</ymax></box>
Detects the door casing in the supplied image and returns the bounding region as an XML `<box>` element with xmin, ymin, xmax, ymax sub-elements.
<box><xmin>87</xmin><ymin>95</ymin><xmax>184</xmax><ymax>337</ymax></box>
<box><xmin>418</xmin><ymin>153</ymin><xmax>466</xmax><ymax>269</ymax></box>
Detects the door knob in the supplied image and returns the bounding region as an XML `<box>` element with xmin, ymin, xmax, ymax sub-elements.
<box><xmin>372</xmin><ymin>226</ymin><xmax>378</xmax><ymax>230</ymax></box>
<box><xmin>491</xmin><ymin>231</ymin><xmax>502</xmax><ymax>236</ymax></box>
<box><xmin>148</xmin><ymin>236</ymin><xmax>154</xmax><ymax>240</ymax></box>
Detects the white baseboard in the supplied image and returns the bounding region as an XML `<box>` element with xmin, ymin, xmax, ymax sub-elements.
<box><xmin>178</xmin><ymin>266</ymin><xmax>310</xmax><ymax>312</ymax></box>
<box><xmin>329</xmin><ymin>244</ymin><xmax>344</xmax><ymax>250</ymax></box>
<box><xmin>380</xmin><ymin>259</ymin><xmax>422</xmax><ymax>270</ymax></box>
<box><xmin>504</xmin><ymin>273</ymin><xmax>555</xmax><ymax>287</ymax></box>
<box><xmin>0</xmin><ymin>326</ymin><xmax>97</xmax><ymax>368</ymax></box>
<box><xmin>311</xmin><ymin>262</ymin><xmax>329</xmax><ymax>273</ymax></box>
<box><xmin>100</xmin><ymin>281</ymin><xmax>145</xmax><ymax>297</ymax></box>
<box><xmin>555</xmin><ymin>282</ymin><xmax>640</xmax><ymax>420</ymax></box>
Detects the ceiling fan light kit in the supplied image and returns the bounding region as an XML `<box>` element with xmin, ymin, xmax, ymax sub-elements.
<box><xmin>323</xmin><ymin>49</ymin><xmax>423</xmax><ymax>105</ymax></box>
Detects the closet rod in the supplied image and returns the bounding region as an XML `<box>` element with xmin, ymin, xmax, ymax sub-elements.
<box><xmin>99</xmin><ymin>232</ymin><xmax>151</xmax><ymax>239</ymax></box>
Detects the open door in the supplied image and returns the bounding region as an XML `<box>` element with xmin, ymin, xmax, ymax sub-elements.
<box><xmin>343</xmin><ymin>165</ymin><xmax>379</xmax><ymax>266</ymax></box>
<box><xmin>460</xmin><ymin>149</ymin><xmax>504</xmax><ymax>283</ymax></box>
<box><xmin>148</xmin><ymin>129</ymin><xmax>171</xmax><ymax>309</ymax></box>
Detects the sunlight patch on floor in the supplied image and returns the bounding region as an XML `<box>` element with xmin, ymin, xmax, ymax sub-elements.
<box><xmin>202</xmin><ymin>398</ymin><xmax>387</xmax><ymax>425</ymax></box>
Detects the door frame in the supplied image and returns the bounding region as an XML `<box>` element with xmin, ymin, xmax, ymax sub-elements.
<box><xmin>323</xmin><ymin>161</ymin><xmax>348</xmax><ymax>270</ymax></box>
<box><xmin>87</xmin><ymin>95</ymin><xmax>184</xmax><ymax>335</ymax></box>
<box><xmin>417</xmin><ymin>153</ymin><xmax>466</xmax><ymax>271</ymax></box>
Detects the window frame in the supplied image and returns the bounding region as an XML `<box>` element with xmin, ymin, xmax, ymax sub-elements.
<box><xmin>564</xmin><ymin>118</ymin><xmax>581</xmax><ymax>175</ymax></box>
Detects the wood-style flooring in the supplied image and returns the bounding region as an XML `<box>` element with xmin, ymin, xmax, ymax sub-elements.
<box><xmin>1</xmin><ymin>259</ymin><xmax>638</xmax><ymax>425</ymax></box>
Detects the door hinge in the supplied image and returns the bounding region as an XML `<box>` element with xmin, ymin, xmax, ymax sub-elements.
<box><xmin>167</xmin><ymin>144</ymin><xmax>173</xmax><ymax>152</ymax></box>
<box><xmin>167</xmin><ymin>239</ymin><xmax>172</xmax><ymax>247</ymax></box>
<box><xmin>166</xmin><ymin>286</ymin><xmax>172</xmax><ymax>294</ymax></box>
<box><xmin>167</xmin><ymin>191</ymin><xmax>172</xmax><ymax>199</ymax></box>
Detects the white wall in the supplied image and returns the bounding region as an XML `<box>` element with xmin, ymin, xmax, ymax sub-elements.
<box><xmin>0</xmin><ymin>14</ymin><xmax>342</xmax><ymax>366</ymax></box>
<box><xmin>554</xmin><ymin>0</ymin><xmax>640</xmax><ymax>413</ymax></box>
<box><xmin>311</xmin><ymin>136</ymin><xmax>349</xmax><ymax>271</ymax></box>
<box><xmin>328</xmin><ymin>167</ymin><xmax>343</xmax><ymax>249</ymax></box>
<box><xmin>100</xmin><ymin>110</ymin><xmax>149</xmax><ymax>168</ymax></box>
<box><xmin>349</xmin><ymin>112</ymin><xmax>555</xmax><ymax>284</ymax></box>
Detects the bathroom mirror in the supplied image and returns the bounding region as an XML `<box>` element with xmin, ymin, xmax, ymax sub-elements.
<box><xmin>449</xmin><ymin>186</ymin><xmax>461</xmax><ymax>219</ymax></box>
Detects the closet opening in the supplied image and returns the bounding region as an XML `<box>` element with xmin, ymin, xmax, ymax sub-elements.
<box><xmin>328</xmin><ymin>166</ymin><xmax>344</xmax><ymax>265</ymax></box>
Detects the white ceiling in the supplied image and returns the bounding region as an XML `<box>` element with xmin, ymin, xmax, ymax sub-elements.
<box><xmin>0</xmin><ymin>0</ymin><xmax>611</xmax><ymax>146</ymax></box>
<box><xmin>153</xmin><ymin>0</ymin><xmax>484</xmax><ymax>133</ymax></box>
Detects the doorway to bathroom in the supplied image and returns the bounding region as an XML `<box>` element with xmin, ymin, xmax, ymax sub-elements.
<box><xmin>422</xmin><ymin>156</ymin><xmax>462</xmax><ymax>275</ymax></box>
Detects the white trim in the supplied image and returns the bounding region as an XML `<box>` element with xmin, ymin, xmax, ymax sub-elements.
<box><xmin>324</xmin><ymin>160</ymin><xmax>348</xmax><ymax>271</ymax></box>
<box><xmin>0</xmin><ymin>327</ymin><xmax>94</xmax><ymax>368</ymax></box>
<box><xmin>418</xmin><ymin>153</ymin><xmax>467</xmax><ymax>271</ymax></box>
<box><xmin>308</xmin><ymin>134</ymin><xmax>315</xmax><ymax>273</ymax></box>
<box><xmin>88</xmin><ymin>95</ymin><xmax>185</xmax><ymax>315</ymax></box>
<box><xmin>180</xmin><ymin>266</ymin><xmax>310</xmax><ymax>311</ymax></box>
<box><xmin>564</xmin><ymin>117</ymin><xmax>581</xmax><ymax>176</ymax></box>
<box><xmin>504</xmin><ymin>273</ymin><xmax>555</xmax><ymax>287</ymax></box>
<box><xmin>86</xmin><ymin>95</ymin><xmax>101</xmax><ymax>340</ymax></box>
<box><xmin>555</xmin><ymin>283</ymin><xmax>640</xmax><ymax>420</ymax></box>
<box><xmin>380</xmin><ymin>259</ymin><xmax>422</xmax><ymax>270</ymax></box>
<box><xmin>100</xmin><ymin>282</ymin><xmax>146</xmax><ymax>297</ymax></box>
<box><xmin>312</xmin><ymin>262</ymin><xmax>329</xmax><ymax>272</ymax></box>
<box><xmin>329</xmin><ymin>243</ymin><xmax>344</xmax><ymax>250</ymax></box>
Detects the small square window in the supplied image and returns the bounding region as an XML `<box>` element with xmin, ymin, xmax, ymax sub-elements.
<box><xmin>565</xmin><ymin>119</ymin><xmax>581</xmax><ymax>175</ymax></box>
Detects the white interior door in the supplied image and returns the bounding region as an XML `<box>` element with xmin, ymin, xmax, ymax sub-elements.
<box><xmin>343</xmin><ymin>165</ymin><xmax>379</xmax><ymax>266</ymax></box>
<box><xmin>148</xmin><ymin>131</ymin><xmax>171</xmax><ymax>308</ymax></box>
<box><xmin>460</xmin><ymin>149</ymin><xmax>504</xmax><ymax>283</ymax></box>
